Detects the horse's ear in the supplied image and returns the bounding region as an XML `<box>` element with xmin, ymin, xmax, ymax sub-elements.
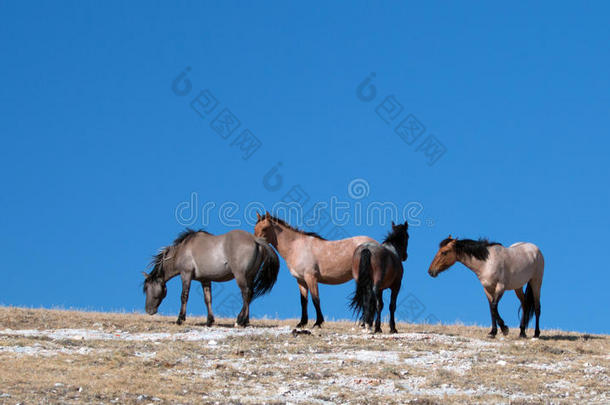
<box><xmin>265</xmin><ymin>211</ymin><xmax>271</xmax><ymax>217</ymax></box>
<box><xmin>141</xmin><ymin>271</ymin><xmax>149</xmax><ymax>278</ymax></box>
<box><xmin>404</xmin><ymin>220</ymin><xmax>409</xmax><ymax>228</ymax></box>
<box><xmin>256</xmin><ymin>212</ymin><xmax>262</xmax><ymax>220</ymax></box>
<box><xmin>448</xmin><ymin>234</ymin><xmax>453</xmax><ymax>240</ymax></box>
<box><xmin>391</xmin><ymin>220</ymin><xmax>396</xmax><ymax>227</ymax></box>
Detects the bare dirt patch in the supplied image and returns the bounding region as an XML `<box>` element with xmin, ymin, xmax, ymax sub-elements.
<box><xmin>0</xmin><ymin>307</ymin><xmax>607</xmax><ymax>404</ymax></box>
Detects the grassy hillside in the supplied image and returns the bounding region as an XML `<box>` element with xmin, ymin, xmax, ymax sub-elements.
<box><xmin>0</xmin><ymin>307</ymin><xmax>607</xmax><ymax>404</ymax></box>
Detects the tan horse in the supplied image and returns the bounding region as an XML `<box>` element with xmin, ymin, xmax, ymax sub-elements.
<box><xmin>254</xmin><ymin>212</ymin><xmax>375</xmax><ymax>327</ymax></box>
<box><xmin>428</xmin><ymin>236</ymin><xmax>544</xmax><ymax>338</ymax></box>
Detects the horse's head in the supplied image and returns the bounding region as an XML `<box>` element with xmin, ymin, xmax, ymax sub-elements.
<box><xmin>142</xmin><ymin>272</ymin><xmax>167</xmax><ymax>315</ymax></box>
<box><xmin>428</xmin><ymin>235</ymin><xmax>458</xmax><ymax>277</ymax></box>
<box><xmin>254</xmin><ymin>211</ymin><xmax>278</xmax><ymax>245</ymax></box>
<box><xmin>390</xmin><ymin>220</ymin><xmax>409</xmax><ymax>261</ymax></box>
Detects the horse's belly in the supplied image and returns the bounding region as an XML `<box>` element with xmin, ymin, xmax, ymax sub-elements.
<box><xmin>195</xmin><ymin>264</ymin><xmax>233</xmax><ymax>282</ymax></box>
<box><xmin>319</xmin><ymin>271</ymin><xmax>352</xmax><ymax>285</ymax></box>
<box><xmin>505</xmin><ymin>269</ymin><xmax>532</xmax><ymax>290</ymax></box>
<box><xmin>206</xmin><ymin>272</ymin><xmax>235</xmax><ymax>282</ymax></box>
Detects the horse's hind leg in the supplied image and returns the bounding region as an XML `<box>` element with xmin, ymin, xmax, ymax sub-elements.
<box><xmin>531</xmin><ymin>278</ymin><xmax>542</xmax><ymax>338</ymax></box>
<box><xmin>177</xmin><ymin>274</ymin><xmax>193</xmax><ymax>325</ymax></box>
<box><xmin>515</xmin><ymin>288</ymin><xmax>527</xmax><ymax>338</ymax></box>
<box><xmin>235</xmin><ymin>288</ymin><xmax>252</xmax><ymax>327</ymax></box>
<box><xmin>202</xmin><ymin>281</ymin><xmax>215</xmax><ymax>326</ymax></box>
<box><xmin>374</xmin><ymin>288</ymin><xmax>384</xmax><ymax>333</ymax></box>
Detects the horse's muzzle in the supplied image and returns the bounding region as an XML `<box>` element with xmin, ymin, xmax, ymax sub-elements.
<box><xmin>146</xmin><ymin>308</ymin><xmax>157</xmax><ymax>315</ymax></box>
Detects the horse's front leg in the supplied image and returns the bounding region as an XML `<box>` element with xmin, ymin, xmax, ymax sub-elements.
<box><xmin>493</xmin><ymin>289</ymin><xmax>508</xmax><ymax>336</ymax></box>
<box><xmin>296</xmin><ymin>280</ymin><xmax>309</xmax><ymax>328</ymax></box>
<box><xmin>177</xmin><ymin>274</ymin><xmax>192</xmax><ymax>325</ymax></box>
<box><xmin>484</xmin><ymin>288</ymin><xmax>498</xmax><ymax>337</ymax></box>
<box><xmin>389</xmin><ymin>285</ymin><xmax>400</xmax><ymax>334</ymax></box>
<box><xmin>485</xmin><ymin>287</ymin><xmax>507</xmax><ymax>337</ymax></box>
<box><xmin>304</xmin><ymin>272</ymin><xmax>324</xmax><ymax>328</ymax></box>
<box><xmin>487</xmin><ymin>300</ymin><xmax>497</xmax><ymax>337</ymax></box>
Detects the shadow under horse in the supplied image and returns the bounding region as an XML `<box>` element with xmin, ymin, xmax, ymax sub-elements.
<box><xmin>142</xmin><ymin>229</ymin><xmax>279</xmax><ymax>327</ymax></box>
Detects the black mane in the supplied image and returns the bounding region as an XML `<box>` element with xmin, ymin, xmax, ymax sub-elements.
<box><xmin>441</xmin><ymin>237</ymin><xmax>502</xmax><ymax>261</ymax></box>
<box><xmin>145</xmin><ymin>249</ymin><xmax>168</xmax><ymax>285</ymax></box>
<box><xmin>144</xmin><ymin>228</ymin><xmax>211</xmax><ymax>292</ymax></box>
<box><xmin>173</xmin><ymin>228</ymin><xmax>211</xmax><ymax>245</ymax></box>
<box><xmin>383</xmin><ymin>223</ymin><xmax>408</xmax><ymax>250</ymax></box>
<box><xmin>259</xmin><ymin>213</ymin><xmax>327</xmax><ymax>240</ymax></box>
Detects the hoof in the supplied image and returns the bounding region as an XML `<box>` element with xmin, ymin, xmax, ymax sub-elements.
<box><xmin>487</xmin><ymin>331</ymin><xmax>497</xmax><ymax>339</ymax></box>
<box><xmin>374</xmin><ymin>327</ymin><xmax>382</xmax><ymax>334</ymax></box>
<box><xmin>176</xmin><ymin>317</ymin><xmax>185</xmax><ymax>325</ymax></box>
<box><xmin>501</xmin><ymin>326</ymin><xmax>509</xmax><ymax>336</ymax></box>
<box><xmin>390</xmin><ymin>328</ymin><xmax>398</xmax><ymax>334</ymax></box>
<box><xmin>519</xmin><ymin>332</ymin><xmax>527</xmax><ymax>339</ymax></box>
<box><xmin>311</xmin><ymin>322</ymin><xmax>323</xmax><ymax>329</ymax></box>
<box><xmin>295</xmin><ymin>321</ymin><xmax>307</xmax><ymax>328</ymax></box>
<box><xmin>206</xmin><ymin>317</ymin><xmax>215</xmax><ymax>327</ymax></box>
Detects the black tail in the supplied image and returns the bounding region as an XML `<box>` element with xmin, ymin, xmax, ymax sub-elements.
<box><xmin>251</xmin><ymin>239</ymin><xmax>280</xmax><ymax>300</ymax></box>
<box><xmin>520</xmin><ymin>282</ymin><xmax>536</xmax><ymax>328</ymax></box>
<box><xmin>349</xmin><ymin>249</ymin><xmax>376</xmax><ymax>324</ymax></box>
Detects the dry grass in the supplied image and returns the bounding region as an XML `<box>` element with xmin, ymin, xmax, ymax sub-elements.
<box><xmin>0</xmin><ymin>307</ymin><xmax>608</xmax><ymax>404</ymax></box>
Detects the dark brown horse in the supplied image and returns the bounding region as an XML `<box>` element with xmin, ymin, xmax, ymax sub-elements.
<box><xmin>350</xmin><ymin>221</ymin><xmax>409</xmax><ymax>333</ymax></box>
<box><xmin>142</xmin><ymin>229</ymin><xmax>279</xmax><ymax>327</ymax></box>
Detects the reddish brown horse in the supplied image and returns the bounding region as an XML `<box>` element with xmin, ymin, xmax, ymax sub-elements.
<box><xmin>350</xmin><ymin>221</ymin><xmax>409</xmax><ymax>333</ymax></box>
<box><xmin>254</xmin><ymin>212</ymin><xmax>375</xmax><ymax>328</ymax></box>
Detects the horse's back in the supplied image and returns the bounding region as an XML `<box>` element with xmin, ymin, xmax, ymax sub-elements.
<box><xmin>506</xmin><ymin>242</ymin><xmax>544</xmax><ymax>280</ymax></box>
<box><xmin>354</xmin><ymin>240</ymin><xmax>381</xmax><ymax>254</ymax></box>
<box><xmin>508</xmin><ymin>242</ymin><xmax>542</xmax><ymax>259</ymax></box>
<box><xmin>187</xmin><ymin>230</ymin><xmax>259</xmax><ymax>281</ymax></box>
<box><xmin>309</xmin><ymin>235</ymin><xmax>375</xmax><ymax>284</ymax></box>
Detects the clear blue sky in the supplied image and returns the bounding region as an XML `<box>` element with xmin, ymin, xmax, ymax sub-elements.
<box><xmin>1</xmin><ymin>2</ymin><xmax>608</xmax><ymax>334</ymax></box>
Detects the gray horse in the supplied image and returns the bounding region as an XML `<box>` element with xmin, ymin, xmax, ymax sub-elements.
<box><xmin>142</xmin><ymin>229</ymin><xmax>279</xmax><ymax>326</ymax></box>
